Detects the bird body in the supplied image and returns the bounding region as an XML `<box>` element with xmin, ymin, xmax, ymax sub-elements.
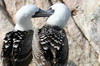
<box><xmin>1</xmin><ymin>4</ymin><xmax>35</xmax><ymax>66</ymax></box>
<box><xmin>32</xmin><ymin>3</ymin><xmax>71</xmax><ymax>66</ymax></box>
<box><xmin>1</xmin><ymin>4</ymin><xmax>52</xmax><ymax>66</ymax></box>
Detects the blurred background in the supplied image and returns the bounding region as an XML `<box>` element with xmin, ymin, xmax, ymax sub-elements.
<box><xmin>0</xmin><ymin>0</ymin><xmax>100</xmax><ymax>66</ymax></box>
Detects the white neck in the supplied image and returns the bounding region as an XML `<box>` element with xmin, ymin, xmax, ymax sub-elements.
<box><xmin>14</xmin><ymin>17</ymin><xmax>33</xmax><ymax>31</ymax></box>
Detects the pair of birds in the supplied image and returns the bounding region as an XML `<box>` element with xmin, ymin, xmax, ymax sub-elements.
<box><xmin>1</xmin><ymin>3</ymin><xmax>71</xmax><ymax>66</ymax></box>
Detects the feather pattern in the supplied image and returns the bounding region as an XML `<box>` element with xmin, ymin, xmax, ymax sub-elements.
<box><xmin>32</xmin><ymin>25</ymin><xmax>69</xmax><ymax>66</ymax></box>
<box><xmin>1</xmin><ymin>30</ymin><xmax>33</xmax><ymax>66</ymax></box>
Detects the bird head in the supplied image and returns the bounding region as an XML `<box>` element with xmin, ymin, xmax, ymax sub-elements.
<box><xmin>15</xmin><ymin>4</ymin><xmax>52</xmax><ymax>31</ymax></box>
<box><xmin>46</xmin><ymin>3</ymin><xmax>71</xmax><ymax>28</ymax></box>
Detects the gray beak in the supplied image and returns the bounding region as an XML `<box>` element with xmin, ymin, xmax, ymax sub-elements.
<box><xmin>32</xmin><ymin>8</ymin><xmax>54</xmax><ymax>18</ymax></box>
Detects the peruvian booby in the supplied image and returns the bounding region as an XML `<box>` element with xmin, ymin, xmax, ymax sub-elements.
<box><xmin>32</xmin><ymin>3</ymin><xmax>71</xmax><ymax>66</ymax></box>
<box><xmin>1</xmin><ymin>4</ymin><xmax>52</xmax><ymax>66</ymax></box>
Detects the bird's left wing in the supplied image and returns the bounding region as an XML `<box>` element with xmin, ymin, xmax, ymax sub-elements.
<box><xmin>1</xmin><ymin>30</ymin><xmax>33</xmax><ymax>66</ymax></box>
<box><xmin>32</xmin><ymin>28</ymin><xmax>51</xmax><ymax>66</ymax></box>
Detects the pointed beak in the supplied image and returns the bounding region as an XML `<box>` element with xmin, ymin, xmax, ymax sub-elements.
<box><xmin>32</xmin><ymin>8</ymin><xmax>54</xmax><ymax>18</ymax></box>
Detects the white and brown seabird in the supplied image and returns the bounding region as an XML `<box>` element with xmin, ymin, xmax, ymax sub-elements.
<box><xmin>1</xmin><ymin>4</ymin><xmax>52</xmax><ymax>66</ymax></box>
<box><xmin>32</xmin><ymin>3</ymin><xmax>71</xmax><ymax>66</ymax></box>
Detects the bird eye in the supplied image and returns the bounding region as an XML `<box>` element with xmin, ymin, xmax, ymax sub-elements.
<box><xmin>48</xmin><ymin>8</ymin><xmax>53</xmax><ymax>10</ymax></box>
<box><xmin>48</xmin><ymin>8</ymin><xmax>52</xmax><ymax>10</ymax></box>
<box><xmin>47</xmin><ymin>8</ymin><xmax>55</xmax><ymax>13</ymax></box>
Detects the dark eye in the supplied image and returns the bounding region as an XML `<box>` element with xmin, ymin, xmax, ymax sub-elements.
<box><xmin>48</xmin><ymin>8</ymin><xmax>52</xmax><ymax>10</ymax></box>
<box><xmin>47</xmin><ymin>8</ymin><xmax>55</xmax><ymax>13</ymax></box>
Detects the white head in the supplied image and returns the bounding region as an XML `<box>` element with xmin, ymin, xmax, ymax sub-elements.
<box><xmin>46</xmin><ymin>3</ymin><xmax>71</xmax><ymax>28</ymax></box>
<box><xmin>15</xmin><ymin>4</ymin><xmax>52</xmax><ymax>31</ymax></box>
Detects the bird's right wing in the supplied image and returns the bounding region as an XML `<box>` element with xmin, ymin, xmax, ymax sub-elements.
<box><xmin>55</xmin><ymin>29</ymin><xmax>69</xmax><ymax>66</ymax></box>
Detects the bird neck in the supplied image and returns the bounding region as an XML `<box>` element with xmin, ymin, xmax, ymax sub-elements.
<box><xmin>14</xmin><ymin>18</ymin><xmax>33</xmax><ymax>31</ymax></box>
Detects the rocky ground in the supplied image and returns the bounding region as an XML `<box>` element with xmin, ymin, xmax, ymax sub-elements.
<box><xmin>0</xmin><ymin>0</ymin><xmax>100</xmax><ymax>66</ymax></box>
